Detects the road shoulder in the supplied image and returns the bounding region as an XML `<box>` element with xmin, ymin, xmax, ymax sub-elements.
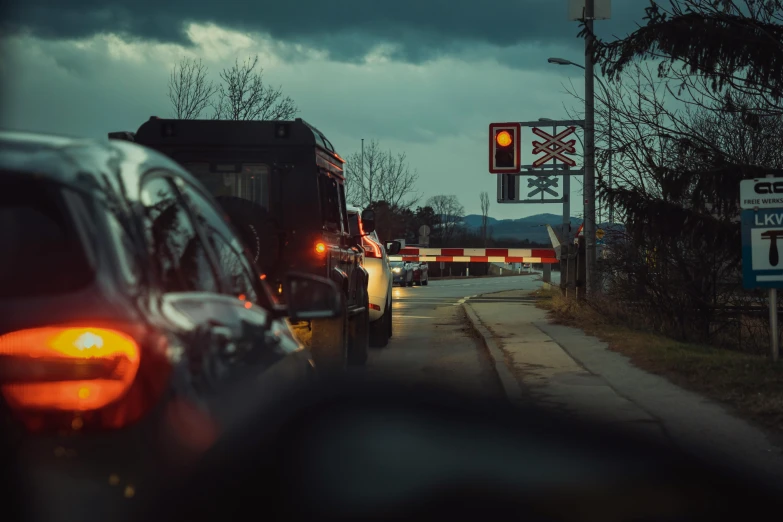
<box><xmin>464</xmin><ymin>288</ymin><xmax>783</xmax><ymax>485</ymax></box>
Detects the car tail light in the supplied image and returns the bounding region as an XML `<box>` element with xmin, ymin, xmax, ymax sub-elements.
<box><xmin>315</xmin><ymin>242</ymin><xmax>327</xmax><ymax>254</ymax></box>
<box><xmin>362</xmin><ymin>236</ymin><xmax>382</xmax><ymax>258</ymax></box>
<box><xmin>0</xmin><ymin>324</ymin><xmax>170</xmax><ymax>432</ymax></box>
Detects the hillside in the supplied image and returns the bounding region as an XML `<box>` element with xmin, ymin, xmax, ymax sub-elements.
<box><xmin>462</xmin><ymin>213</ymin><xmax>610</xmax><ymax>244</ymax></box>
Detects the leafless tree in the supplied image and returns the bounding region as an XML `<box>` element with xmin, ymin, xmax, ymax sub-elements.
<box><xmin>168</xmin><ymin>57</ymin><xmax>218</xmax><ymax>119</ymax></box>
<box><xmin>167</xmin><ymin>55</ymin><xmax>298</xmax><ymax>121</ymax></box>
<box><xmin>479</xmin><ymin>191</ymin><xmax>490</xmax><ymax>246</ymax></box>
<box><xmin>344</xmin><ymin>139</ymin><xmax>420</xmax><ymax>209</ymax></box>
<box><xmin>427</xmin><ymin>195</ymin><xmax>465</xmax><ymax>246</ymax></box>
<box><xmin>561</xmin><ymin>60</ymin><xmax>783</xmax><ymax>344</ymax></box>
<box><xmin>211</xmin><ymin>55</ymin><xmax>298</xmax><ymax>121</ymax></box>
<box><xmin>590</xmin><ymin>0</ymin><xmax>783</xmax><ymax>118</ymax></box>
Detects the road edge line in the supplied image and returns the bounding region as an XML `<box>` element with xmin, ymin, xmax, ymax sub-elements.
<box><xmin>462</xmin><ymin>302</ymin><xmax>523</xmax><ymax>403</ymax></box>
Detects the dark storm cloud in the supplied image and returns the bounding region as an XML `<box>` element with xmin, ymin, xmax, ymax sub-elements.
<box><xmin>3</xmin><ymin>0</ymin><xmax>650</xmax><ymax>63</ymax></box>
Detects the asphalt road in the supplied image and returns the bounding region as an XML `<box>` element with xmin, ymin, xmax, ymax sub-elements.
<box><xmin>365</xmin><ymin>274</ymin><xmax>554</xmax><ymax>397</ymax></box>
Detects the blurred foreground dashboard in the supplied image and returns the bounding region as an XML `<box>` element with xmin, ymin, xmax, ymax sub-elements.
<box><xmin>4</xmin><ymin>376</ymin><xmax>782</xmax><ymax>522</ymax></box>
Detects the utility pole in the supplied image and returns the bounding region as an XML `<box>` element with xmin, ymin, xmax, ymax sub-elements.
<box><xmin>583</xmin><ymin>0</ymin><xmax>598</xmax><ymax>297</ymax></box>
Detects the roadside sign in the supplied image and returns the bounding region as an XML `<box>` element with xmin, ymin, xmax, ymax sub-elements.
<box><xmin>741</xmin><ymin>208</ymin><xmax>783</xmax><ymax>289</ymax></box>
<box><xmin>596</xmin><ymin>228</ymin><xmax>605</xmax><ymax>240</ymax></box>
<box><xmin>739</xmin><ymin>177</ymin><xmax>783</xmax><ymax>209</ymax></box>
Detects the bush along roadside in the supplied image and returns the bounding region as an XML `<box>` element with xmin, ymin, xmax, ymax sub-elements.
<box><xmin>532</xmin><ymin>288</ymin><xmax>783</xmax><ymax>434</ymax></box>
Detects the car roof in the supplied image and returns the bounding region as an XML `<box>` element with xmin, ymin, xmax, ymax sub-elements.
<box><xmin>135</xmin><ymin>117</ymin><xmax>342</xmax><ymax>159</ymax></box>
<box><xmin>0</xmin><ymin>129</ymin><xmax>208</xmax><ymax>203</ymax></box>
<box><xmin>346</xmin><ymin>206</ymin><xmax>361</xmax><ymax>215</ymax></box>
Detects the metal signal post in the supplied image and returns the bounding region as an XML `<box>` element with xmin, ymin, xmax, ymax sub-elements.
<box><xmin>583</xmin><ymin>0</ymin><xmax>598</xmax><ymax>298</ymax></box>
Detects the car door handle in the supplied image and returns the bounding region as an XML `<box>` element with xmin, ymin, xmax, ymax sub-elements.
<box><xmin>210</xmin><ymin>326</ymin><xmax>237</xmax><ymax>358</ymax></box>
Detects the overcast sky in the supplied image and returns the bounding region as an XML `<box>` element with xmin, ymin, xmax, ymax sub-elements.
<box><xmin>0</xmin><ymin>0</ymin><xmax>651</xmax><ymax>219</ymax></box>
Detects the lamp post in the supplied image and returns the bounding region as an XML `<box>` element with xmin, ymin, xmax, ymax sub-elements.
<box><xmin>547</xmin><ymin>8</ymin><xmax>604</xmax><ymax>300</ymax></box>
<box><xmin>547</xmin><ymin>57</ymin><xmax>613</xmax><ymax>226</ymax></box>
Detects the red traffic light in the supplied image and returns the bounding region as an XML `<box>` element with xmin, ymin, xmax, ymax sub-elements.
<box><xmin>489</xmin><ymin>123</ymin><xmax>521</xmax><ymax>174</ymax></box>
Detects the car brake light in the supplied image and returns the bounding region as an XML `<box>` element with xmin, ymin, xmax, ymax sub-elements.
<box><xmin>315</xmin><ymin>242</ymin><xmax>327</xmax><ymax>254</ymax></box>
<box><xmin>0</xmin><ymin>325</ymin><xmax>170</xmax><ymax>432</ymax></box>
<box><xmin>362</xmin><ymin>236</ymin><xmax>382</xmax><ymax>258</ymax></box>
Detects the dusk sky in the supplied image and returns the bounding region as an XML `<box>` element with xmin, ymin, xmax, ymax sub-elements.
<box><xmin>0</xmin><ymin>0</ymin><xmax>650</xmax><ymax>219</ymax></box>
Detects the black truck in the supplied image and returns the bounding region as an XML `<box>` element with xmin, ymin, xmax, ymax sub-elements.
<box><xmin>109</xmin><ymin>117</ymin><xmax>384</xmax><ymax>372</ymax></box>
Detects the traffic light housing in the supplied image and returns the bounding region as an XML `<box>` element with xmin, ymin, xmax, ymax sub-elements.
<box><xmin>497</xmin><ymin>174</ymin><xmax>519</xmax><ymax>202</ymax></box>
<box><xmin>489</xmin><ymin>122</ymin><xmax>521</xmax><ymax>174</ymax></box>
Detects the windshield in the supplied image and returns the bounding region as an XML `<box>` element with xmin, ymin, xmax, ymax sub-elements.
<box><xmin>0</xmin><ymin>176</ymin><xmax>94</xmax><ymax>298</ymax></box>
<box><xmin>183</xmin><ymin>162</ymin><xmax>270</xmax><ymax>210</ymax></box>
<box><xmin>8</xmin><ymin>2</ymin><xmax>783</xmax><ymax>518</ymax></box>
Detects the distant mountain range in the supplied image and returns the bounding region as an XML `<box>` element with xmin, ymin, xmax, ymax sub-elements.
<box><xmin>462</xmin><ymin>213</ymin><xmax>615</xmax><ymax>244</ymax></box>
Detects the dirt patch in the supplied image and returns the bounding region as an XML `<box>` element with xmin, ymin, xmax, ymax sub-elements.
<box><xmin>532</xmin><ymin>288</ymin><xmax>783</xmax><ymax>435</ymax></box>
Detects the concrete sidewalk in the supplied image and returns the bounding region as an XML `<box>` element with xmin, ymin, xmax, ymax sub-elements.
<box><xmin>463</xmin><ymin>289</ymin><xmax>783</xmax><ymax>487</ymax></box>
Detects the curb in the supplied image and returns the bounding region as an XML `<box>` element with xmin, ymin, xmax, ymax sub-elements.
<box><xmin>462</xmin><ymin>301</ymin><xmax>524</xmax><ymax>403</ymax></box>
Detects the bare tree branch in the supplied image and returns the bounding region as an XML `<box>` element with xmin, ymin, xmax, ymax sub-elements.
<box><xmin>344</xmin><ymin>139</ymin><xmax>420</xmax><ymax>209</ymax></box>
<box><xmin>211</xmin><ymin>55</ymin><xmax>298</xmax><ymax>121</ymax></box>
<box><xmin>426</xmin><ymin>195</ymin><xmax>465</xmax><ymax>246</ymax></box>
<box><xmin>167</xmin><ymin>57</ymin><xmax>217</xmax><ymax>119</ymax></box>
<box><xmin>480</xmin><ymin>191</ymin><xmax>490</xmax><ymax>246</ymax></box>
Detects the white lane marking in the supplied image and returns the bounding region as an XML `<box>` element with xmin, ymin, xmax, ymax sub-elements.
<box><xmin>453</xmin><ymin>295</ymin><xmax>473</xmax><ymax>306</ymax></box>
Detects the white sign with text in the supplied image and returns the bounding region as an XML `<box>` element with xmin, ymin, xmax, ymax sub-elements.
<box><xmin>740</xmin><ymin>177</ymin><xmax>783</xmax><ymax>209</ymax></box>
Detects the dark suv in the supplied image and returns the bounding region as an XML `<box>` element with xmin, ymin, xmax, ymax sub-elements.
<box><xmin>0</xmin><ymin>130</ymin><xmax>343</xmax><ymax>521</ymax></box>
<box><xmin>109</xmin><ymin>118</ymin><xmax>372</xmax><ymax>372</ymax></box>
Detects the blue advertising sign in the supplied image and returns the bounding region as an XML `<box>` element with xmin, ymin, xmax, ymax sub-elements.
<box><xmin>741</xmin><ymin>208</ymin><xmax>783</xmax><ymax>289</ymax></box>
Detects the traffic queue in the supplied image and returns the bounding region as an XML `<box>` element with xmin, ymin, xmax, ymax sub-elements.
<box><xmin>0</xmin><ymin>118</ymin><xmax>406</xmax><ymax>520</ymax></box>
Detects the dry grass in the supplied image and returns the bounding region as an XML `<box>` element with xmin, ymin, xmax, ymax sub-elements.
<box><xmin>532</xmin><ymin>288</ymin><xmax>783</xmax><ymax>434</ymax></box>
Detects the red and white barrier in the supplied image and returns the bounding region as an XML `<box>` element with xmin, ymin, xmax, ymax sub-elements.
<box><xmin>388</xmin><ymin>247</ymin><xmax>558</xmax><ymax>264</ymax></box>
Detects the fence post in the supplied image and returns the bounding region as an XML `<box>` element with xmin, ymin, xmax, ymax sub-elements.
<box><xmin>576</xmin><ymin>237</ymin><xmax>587</xmax><ymax>302</ymax></box>
<box><xmin>567</xmin><ymin>244</ymin><xmax>578</xmax><ymax>299</ymax></box>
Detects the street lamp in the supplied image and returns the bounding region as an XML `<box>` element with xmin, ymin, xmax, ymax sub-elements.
<box><xmin>541</xmin><ymin>2</ymin><xmax>602</xmax><ymax>297</ymax></box>
<box><xmin>548</xmin><ymin>57</ymin><xmax>614</xmax><ymax>225</ymax></box>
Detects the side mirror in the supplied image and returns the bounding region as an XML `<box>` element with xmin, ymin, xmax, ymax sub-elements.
<box><xmin>361</xmin><ymin>209</ymin><xmax>376</xmax><ymax>233</ymax></box>
<box><xmin>283</xmin><ymin>272</ymin><xmax>343</xmax><ymax>322</ymax></box>
<box><xmin>385</xmin><ymin>241</ymin><xmax>401</xmax><ymax>255</ymax></box>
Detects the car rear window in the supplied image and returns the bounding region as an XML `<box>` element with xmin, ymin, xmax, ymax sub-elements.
<box><xmin>183</xmin><ymin>162</ymin><xmax>270</xmax><ymax>210</ymax></box>
<box><xmin>0</xmin><ymin>176</ymin><xmax>94</xmax><ymax>298</ymax></box>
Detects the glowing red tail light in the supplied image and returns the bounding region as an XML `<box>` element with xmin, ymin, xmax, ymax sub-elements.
<box><xmin>362</xmin><ymin>236</ymin><xmax>382</xmax><ymax>258</ymax></box>
<box><xmin>0</xmin><ymin>324</ymin><xmax>170</xmax><ymax>432</ymax></box>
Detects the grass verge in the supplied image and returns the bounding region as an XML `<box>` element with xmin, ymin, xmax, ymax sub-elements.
<box><xmin>532</xmin><ymin>288</ymin><xmax>783</xmax><ymax>434</ymax></box>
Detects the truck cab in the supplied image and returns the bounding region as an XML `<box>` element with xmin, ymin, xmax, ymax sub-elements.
<box><xmin>109</xmin><ymin>117</ymin><xmax>373</xmax><ymax>371</ymax></box>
